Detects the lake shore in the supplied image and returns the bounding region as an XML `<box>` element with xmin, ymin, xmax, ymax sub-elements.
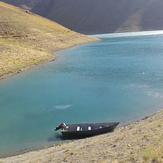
<box><xmin>0</xmin><ymin>36</ymin><xmax>96</xmax><ymax>81</ymax></box>
<box><xmin>0</xmin><ymin>2</ymin><xmax>97</xmax><ymax>80</ymax></box>
<box><xmin>1</xmin><ymin>110</ymin><xmax>162</xmax><ymax>163</ymax></box>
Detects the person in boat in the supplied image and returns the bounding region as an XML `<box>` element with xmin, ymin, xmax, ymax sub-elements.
<box><xmin>55</xmin><ymin>123</ymin><xmax>67</xmax><ymax>131</ymax></box>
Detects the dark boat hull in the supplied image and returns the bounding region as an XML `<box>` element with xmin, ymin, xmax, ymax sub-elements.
<box><xmin>60</xmin><ymin>122</ymin><xmax>119</xmax><ymax>139</ymax></box>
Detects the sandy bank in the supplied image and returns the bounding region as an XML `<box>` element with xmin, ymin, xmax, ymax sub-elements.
<box><xmin>1</xmin><ymin>111</ymin><xmax>162</xmax><ymax>163</ymax></box>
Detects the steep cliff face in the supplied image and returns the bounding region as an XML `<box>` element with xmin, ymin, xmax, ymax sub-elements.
<box><xmin>2</xmin><ymin>0</ymin><xmax>163</xmax><ymax>34</ymax></box>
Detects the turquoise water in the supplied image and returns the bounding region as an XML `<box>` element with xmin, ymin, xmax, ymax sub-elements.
<box><xmin>1</xmin><ymin>34</ymin><xmax>163</xmax><ymax>156</ymax></box>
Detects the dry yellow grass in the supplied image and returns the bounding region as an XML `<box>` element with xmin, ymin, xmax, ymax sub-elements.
<box><xmin>0</xmin><ymin>2</ymin><xmax>95</xmax><ymax>78</ymax></box>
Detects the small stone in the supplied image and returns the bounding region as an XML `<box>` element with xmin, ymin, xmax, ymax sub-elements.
<box><xmin>127</xmin><ymin>144</ymin><xmax>131</xmax><ymax>147</ymax></box>
<box><xmin>112</xmin><ymin>159</ymin><xmax>119</xmax><ymax>163</ymax></box>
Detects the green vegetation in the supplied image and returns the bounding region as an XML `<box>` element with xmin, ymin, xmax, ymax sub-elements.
<box><xmin>0</xmin><ymin>2</ymin><xmax>94</xmax><ymax>78</ymax></box>
<box><xmin>142</xmin><ymin>145</ymin><xmax>163</xmax><ymax>162</ymax></box>
<box><xmin>141</xmin><ymin>132</ymin><xmax>163</xmax><ymax>162</ymax></box>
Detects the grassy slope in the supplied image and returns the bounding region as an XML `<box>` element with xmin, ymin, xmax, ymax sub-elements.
<box><xmin>0</xmin><ymin>2</ymin><xmax>94</xmax><ymax>78</ymax></box>
<box><xmin>3</xmin><ymin>0</ymin><xmax>163</xmax><ymax>34</ymax></box>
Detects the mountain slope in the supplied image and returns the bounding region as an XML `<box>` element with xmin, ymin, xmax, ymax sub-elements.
<box><xmin>0</xmin><ymin>2</ymin><xmax>94</xmax><ymax>78</ymax></box>
<box><xmin>2</xmin><ymin>0</ymin><xmax>163</xmax><ymax>34</ymax></box>
<box><xmin>0</xmin><ymin>0</ymin><xmax>39</xmax><ymax>9</ymax></box>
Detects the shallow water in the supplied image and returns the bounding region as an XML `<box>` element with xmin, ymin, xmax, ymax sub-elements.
<box><xmin>1</xmin><ymin>33</ymin><xmax>163</xmax><ymax>156</ymax></box>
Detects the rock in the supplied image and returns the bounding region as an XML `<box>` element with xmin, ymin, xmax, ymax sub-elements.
<box><xmin>127</xmin><ymin>144</ymin><xmax>131</xmax><ymax>147</ymax></box>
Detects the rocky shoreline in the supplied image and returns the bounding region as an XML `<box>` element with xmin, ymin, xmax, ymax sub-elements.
<box><xmin>1</xmin><ymin>110</ymin><xmax>162</xmax><ymax>163</ymax></box>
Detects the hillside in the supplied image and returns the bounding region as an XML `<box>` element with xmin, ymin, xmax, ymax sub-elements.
<box><xmin>2</xmin><ymin>0</ymin><xmax>163</xmax><ymax>34</ymax></box>
<box><xmin>0</xmin><ymin>0</ymin><xmax>41</xmax><ymax>10</ymax></box>
<box><xmin>0</xmin><ymin>2</ymin><xmax>94</xmax><ymax>78</ymax></box>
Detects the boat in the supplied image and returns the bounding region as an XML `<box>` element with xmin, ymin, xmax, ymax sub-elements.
<box><xmin>55</xmin><ymin>122</ymin><xmax>119</xmax><ymax>139</ymax></box>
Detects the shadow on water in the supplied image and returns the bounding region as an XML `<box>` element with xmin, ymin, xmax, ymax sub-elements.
<box><xmin>47</xmin><ymin>133</ymin><xmax>81</xmax><ymax>141</ymax></box>
<box><xmin>47</xmin><ymin>133</ymin><xmax>62</xmax><ymax>142</ymax></box>
<box><xmin>48</xmin><ymin>133</ymin><xmax>88</xmax><ymax>141</ymax></box>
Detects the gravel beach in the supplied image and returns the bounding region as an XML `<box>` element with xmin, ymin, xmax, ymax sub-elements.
<box><xmin>1</xmin><ymin>111</ymin><xmax>162</xmax><ymax>163</ymax></box>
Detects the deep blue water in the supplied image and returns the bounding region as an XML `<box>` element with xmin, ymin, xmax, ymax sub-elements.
<box><xmin>1</xmin><ymin>33</ymin><xmax>163</xmax><ymax>156</ymax></box>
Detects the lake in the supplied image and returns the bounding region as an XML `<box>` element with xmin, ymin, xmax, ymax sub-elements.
<box><xmin>1</xmin><ymin>32</ymin><xmax>163</xmax><ymax>156</ymax></box>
